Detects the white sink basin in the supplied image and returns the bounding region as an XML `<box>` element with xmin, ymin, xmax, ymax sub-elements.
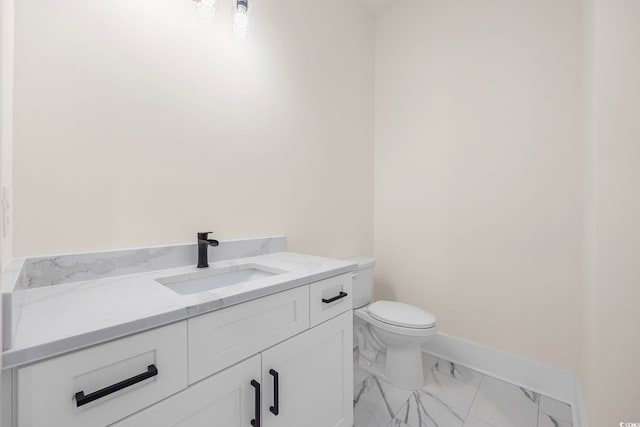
<box><xmin>156</xmin><ymin>265</ymin><xmax>283</xmax><ymax>295</ymax></box>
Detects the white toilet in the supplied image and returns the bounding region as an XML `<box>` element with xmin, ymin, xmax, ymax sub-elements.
<box><xmin>347</xmin><ymin>257</ymin><xmax>437</xmax><ymax>390</ymax></box>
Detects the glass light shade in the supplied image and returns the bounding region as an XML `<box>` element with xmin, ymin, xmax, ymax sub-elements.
<box><xmin>193</xmin><ymin>0</ymin><xmax>218</xmax><ymax>23</ymax></box>
<box><xmin>233</xmin><ymin>1</ymin><xmax>249</xmax><ymax>39</ymax></box>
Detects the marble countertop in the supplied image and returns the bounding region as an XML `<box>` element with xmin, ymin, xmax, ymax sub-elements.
<box><xmin>2</xmin><ymin>251</ymin><xmax>357</xmax><ymax>369</ymax></box>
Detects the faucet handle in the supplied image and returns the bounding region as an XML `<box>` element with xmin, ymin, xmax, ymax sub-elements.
<box><xmin>197</xmin><ymin>231</ymin><xmax>213</xmax><ymax>241</ymax></box>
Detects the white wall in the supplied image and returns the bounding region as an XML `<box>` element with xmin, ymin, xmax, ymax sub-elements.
<box><xmin>0</xmin><ymin>0</ymin><xmax>12</xmax><ymax>416</ymax></box>
<box><xmin>12</xmin><ymin>0</ymin><xmax>374</xmax><ymax>258</ymax></box>
<box><xmin>585</xmin><ymin>0</ymin><xmax>640</xmax><ymax>424</ymax></box>
<box><xmin>375</xmin><ymin>1</ymin><xmax>640</xmax><ymax>423</ymax></box>
<box><xmin>0</xmin><ymin>0</ymin><xmax>3</xmax><ymax>418</ymax></box>
<box><xmin>0</xmin><ymin>0</ymin><xmax>12</xmax><ymax>268</ymax></box>
<box><xmin>374</xmin><ymin>0</ymin><xmax>586</xmax><ymax>372</ymax></box>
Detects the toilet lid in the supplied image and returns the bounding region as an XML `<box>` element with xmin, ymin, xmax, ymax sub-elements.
<box><xmin>368</xmin><ymin>301</ymin><xmax>436</xmax><ymax>329</ymax></box>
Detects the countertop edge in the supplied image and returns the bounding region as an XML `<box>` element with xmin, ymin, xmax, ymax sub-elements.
<box><xmin>2</xmin><ymin>262</ymin><xmax>356</xmax><ymax>369</ymax></box>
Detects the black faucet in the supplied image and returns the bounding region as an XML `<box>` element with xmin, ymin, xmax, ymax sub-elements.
<box><xmin>197</xmin><ymin>232</ymin><xmax>219</xmax><ymax>268</ymax></box>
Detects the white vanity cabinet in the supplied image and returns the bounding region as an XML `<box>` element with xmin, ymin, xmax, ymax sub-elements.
<box><xmin>114</xmin><ymin>312</ymin><xmax>353</xmax><ymax>427</ymax></box>
<box><xmin>261</xmin><ymin>311</ymin><xmax>353</xmax><ymax>427</ymax></box>
<box><xmin>4</xmin><ymin>273</ymin><xmax>354</xmax><ymax>427</ymax></box>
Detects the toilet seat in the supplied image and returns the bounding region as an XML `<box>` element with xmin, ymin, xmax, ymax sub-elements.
<box><xmin>354</xmin><ymin>307</ymin><xmax>437</xmax><ymax>338</ymax></box>
<box><xmin>368</xmin><ymin>301</ymin><xmax>436</xmax><ymax>329</ymax></box>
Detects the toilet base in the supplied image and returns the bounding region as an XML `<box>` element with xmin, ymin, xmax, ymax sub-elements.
<box><xmin>385</xmin><ymin>345</ymin><xmax>425</xmax><ymax>390</ymax></box>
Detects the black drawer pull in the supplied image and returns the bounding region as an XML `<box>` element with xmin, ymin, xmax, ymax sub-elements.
<box><xmin>75</xmin><ymin>364</ymin><xmax>158</xmax><ymax>408</ymax></box>
<box><xmin>250</xmin><ymin>379</ymin><xmax>261</xmax><ymax>427</ymax></box>
<box><xmin>322</xmin><ymin>292</ymin><xmax>348</xmax><ymax>304</ymax></box>
<box><xmin>269</xmin><ymin>369</ymin><xmax>279</xmax><ymax>416</ymax></box>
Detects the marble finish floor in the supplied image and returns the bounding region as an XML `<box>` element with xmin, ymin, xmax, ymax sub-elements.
<box><xmin>354</xmin><ymin>355</ymin><xmax>573</xmax><ymax>427</ymax></box>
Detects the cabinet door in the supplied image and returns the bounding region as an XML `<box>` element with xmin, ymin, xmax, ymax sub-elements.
<box><xmin>262</xmin><ymin>311</ymin><xmax>353</xmax><ymax>427</ymax></box>
<box><xmin>113</xmin><ymin>355</ymin><xmax>261</xmax><ymax>427</ymax></box>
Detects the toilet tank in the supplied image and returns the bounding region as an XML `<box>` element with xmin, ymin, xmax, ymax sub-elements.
<box><xmin>344</xmin><ymin>256</ymin><xmax>376</xmax><ymax>309</ymax></box>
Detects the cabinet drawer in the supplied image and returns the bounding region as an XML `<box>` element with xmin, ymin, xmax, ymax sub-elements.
<box><xmin>112</xmin><ymin>355</ymin><xmax>261</xmax><ymax>427</ymax></box>
<box><xmin>188</xmin><ymin>286</ymin><xmax>310</xmax><ymax>384</ymax></box>
<box><xmin>17</xmin><ymin>321</ymin><xmax>188</xmax><ymax>427</ymax></box>
<box><xmin>309</xmin><ymin>273</ymin><xmax>353</xmax><ymax>327</ymax></box>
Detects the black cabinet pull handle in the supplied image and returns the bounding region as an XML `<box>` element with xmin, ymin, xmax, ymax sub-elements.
<box><xmin>75</xmin><ymin>364</ymin><xmax>158</xmax><ymax>408</ymax></box>
<box><xmin>322</xmin><ymin>291</ymin><xmax>348</xmax><ymax>304</ymax></box>
<box><xmin>250</xmin><ymin>380</ymin><xmax>261</xmax><ymax>427</ymax></box>
<box><xmin>269</xmin><ymin>369</ymin><xmax>279</xmax><ymax>416</ymax></box>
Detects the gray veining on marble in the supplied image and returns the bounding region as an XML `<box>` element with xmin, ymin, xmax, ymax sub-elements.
<box><xmin>17</xmin><ymin>235</ymin><xmax>287</xmax><ymax>290</ymax></box>
<box><xmin>1</xmin><ymin>236</ymin><xmax>288</xmax><ymax>351</ymax></box>
<box><xmin>539</xmin><ymin>396</ymin><xmax>573</xmax><ymax>425</ymax></box>
<box><xmin>433</xmin><ymin>359</ymin><xmax>484</xmax><ymax>388</ymax></box>
<box><xmin>354</xmin><ymin>355</ymin><xmax>573</xmax><ymax>427</ymax></box>
<box><xmin>2</xmin><ymin>237</ymin><xmax>356</xmax><ymax>368</ymax></box>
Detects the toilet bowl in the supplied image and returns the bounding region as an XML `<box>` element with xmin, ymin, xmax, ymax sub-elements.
<box><xmin>346</xmin><ymin>257</ymin><xmax>437</xmax><ymax>391</ymax></box>
<box><xmin>355</xmin><ymin>301</ymin><xmax>436</xmax><ymax>390</ymax></box>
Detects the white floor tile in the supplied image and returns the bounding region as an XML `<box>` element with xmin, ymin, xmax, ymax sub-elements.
<box><xmin>539</xmin><ymin>396</ymin><xmax>572</xmax><ymax>424</ymax></box>
<box><xmin>391</xmin><ymin>392</ymin><xmax>464</xmax><ymax>427</ymax></box>
<box><xmin>355</xmin><ymin>404</ymin><xmax>390</xmax><ymax>427</ymax></box>
<box><xmin>355</xmin><ymin>357</ymin><xmax>573</xmax><ymax>427</ymax></box>
<box><xmin>463</xmin><ymin>416</ymin><xmax>495</xmax><ymax>427</ymax></box>
<box><xmin>390</xmin><ymin>397</ymin><xmax>422</xmax><ymax>427</ymax></box>
<box><xmin>422</xmin><ymin>369</ymin><xmax>480</xmax><ymax>421</ymax></box>
<box><xmin>418</xmin><ymin>392</ymin><xmax>467</xmax><ymax>427</ymax></box>
<box><xmin>538</xmin><ymin>412</ymin><xmax>572</xmax><ymax>427</ymax></box>
<box><xmin>468</xmin><ymin>376</ymin><xmax>539</xmax><ymax>427</ymax></box>
<box><xmin>354</xmin><ymin>377</ymin><xmax>395</xmax><ymax>427</ymax></box>
<box><xmin>433</xmin><ymin>358</ymin><xmax>484</xmax><ymax>387</ymax></box>
<box><xmin>377</xmin><ymin>376</ymin><xmax>416</xmax><ymax>416</ymax></box>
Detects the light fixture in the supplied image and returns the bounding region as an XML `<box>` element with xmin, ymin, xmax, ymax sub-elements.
<box><xmin>233</xmin><ymin>0</ymin><xmax>249</xmax><ymax>39</ymax></box>
<box><xmin>190</xmin><ymin>0</ymin><xmax>251</xmax><ymax>38</ymax></box>
<box><xmin>193</xmin><ymin>0</ymin><xmax>218</xmax><ymax>23</ymax></box>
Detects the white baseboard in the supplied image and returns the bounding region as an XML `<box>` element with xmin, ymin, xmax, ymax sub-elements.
<box><xmin>422</xmin><ymin>332</ymin><xmax>588</xmax><ymax>427</ymax></box>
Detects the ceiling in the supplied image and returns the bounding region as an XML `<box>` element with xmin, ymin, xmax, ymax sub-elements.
<box><xmin>359</xmin><ymin>0</ymin><xmax>396</xmax><ymax>14</ymax></box>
